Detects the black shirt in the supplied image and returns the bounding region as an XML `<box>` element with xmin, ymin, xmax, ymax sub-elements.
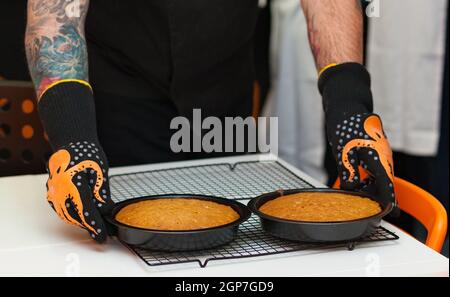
<box><xmin>85</xmin><ymin>0</ymin><xmax>259</xmax><ymax>119</ymax></box>
<box><xmin>84</xmin><ymin>0</ymin><xmax>259</xmax><ymax>166</ymax></box>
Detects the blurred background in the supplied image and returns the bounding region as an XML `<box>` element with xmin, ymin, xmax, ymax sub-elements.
<box><xmin>0</xmin><ymin>0</ymin><xmax>448</xmax><ymax>256</ymax></box>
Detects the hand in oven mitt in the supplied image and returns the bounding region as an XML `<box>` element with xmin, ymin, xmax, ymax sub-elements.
<box><xmin>38</xmin><ymin>81</ymin><xmax>114</xmax><ymax>242</ymax></box>
<box><xmin>328</xmin><ymin>113</ymin><xmax>395</xmax><ymax>206</ymax></box>
<box><xmin>319</xmin><ymin>63</ymin><xmax>396</xmax><ymax>206</ymax></box>
<box><xmin>47</xmin><ymin>141</ymin><xmax>113</xmax><ymax>242</ymax></box>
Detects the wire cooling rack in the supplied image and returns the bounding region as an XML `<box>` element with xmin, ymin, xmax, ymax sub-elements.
<box><xmin>109</xmin><ymin>160</ymin><xmax>399</xmax><ymax>268</ymax></box>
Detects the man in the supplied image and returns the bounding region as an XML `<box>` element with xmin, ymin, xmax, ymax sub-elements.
<box><xmin>25</xmin><ymin>0</ymin><xmax>395</xmax><ymax>242</ymax></box>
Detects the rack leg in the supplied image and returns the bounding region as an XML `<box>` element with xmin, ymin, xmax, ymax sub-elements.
<box><xmin>347</xmin><ymin>242</ymin><xmax>356</xmax><ymax>251</ymax></box>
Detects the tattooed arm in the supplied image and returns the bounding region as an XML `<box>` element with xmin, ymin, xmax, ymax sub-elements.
<box><xmin>300</xmin><ymin>0</ymin><xmax>363</xmax><ymax>71</ymax></box>
<box><xmin>25</xmin><ymin>0</ymin><xmax>114</xmax><ymax>243</ymax></box>
<box><xmin>25</xmin><ymin>0</ymin><xmax>89</xmax><ymax>99</ymax></box>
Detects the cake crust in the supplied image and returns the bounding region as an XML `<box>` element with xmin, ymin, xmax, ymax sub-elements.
<box><xmin>259</xmin><ymin>192</ymin><xmax>381</xmax><ymax>222</ymax></box>
<box><xmin>115</xmin><ymin>198</ymin><xmax>240</xmax><ymax>230</ymax></box>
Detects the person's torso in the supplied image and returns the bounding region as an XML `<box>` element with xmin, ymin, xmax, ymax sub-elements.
<box><xmin>86</xmin><ymin>0</ymin><xmax>259</xmax><ymax>118</ymax></box>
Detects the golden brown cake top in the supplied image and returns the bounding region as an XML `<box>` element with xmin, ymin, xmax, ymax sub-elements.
<box><xmin>115</xmin><ymin>198</ymin><xmax>240</xmax><ymax>230</ymax></box>
<box><xmin>259</xmin><ymin>192</ymin><xmax>381</xmax><ymax>222</ymax></box>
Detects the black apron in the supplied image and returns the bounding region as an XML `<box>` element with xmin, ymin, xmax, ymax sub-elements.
<box><xmin>84</xmin><ymin>0</ymin><xmax>259</xmax><ymax>166</ymax></box>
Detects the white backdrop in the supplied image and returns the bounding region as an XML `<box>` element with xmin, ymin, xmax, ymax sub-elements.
<box><xmin>262</xmin><ymin>0</ymin><xmax>326</xmax><ymax>182</ymax></box>
<box><xmin>367</xmin><ymin>0</ymin><xmax>448</xmax><ymax>156</ymax></box>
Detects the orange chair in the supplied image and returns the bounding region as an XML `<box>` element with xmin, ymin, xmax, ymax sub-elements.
<box><xmin>334</xmin><ymin>174</ymin><xmax>448</xmax><ymax>252</ymax></box>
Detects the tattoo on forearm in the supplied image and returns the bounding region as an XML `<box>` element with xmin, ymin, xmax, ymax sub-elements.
<box><xmin>301</xmin><ymin>0</ymin><xmax>364</xmax><ymax>72</ymax></box>
<box><xmin>25</xmin><ymin>0</ymin><xmax>89</xmax><ymax>99</ymax></box>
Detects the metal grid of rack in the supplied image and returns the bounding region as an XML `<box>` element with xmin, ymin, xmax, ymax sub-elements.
<box><xmin>109</xmin><ymin>160</ymin><xmax>398</xmax><ymax>268</ymax></box>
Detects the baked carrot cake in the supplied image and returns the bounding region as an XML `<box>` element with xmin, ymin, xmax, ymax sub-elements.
<box><xmin>116</xmin><ymin>198</ymin><xmax>240</xmax><ymax>230</ymax></box>
<box><xmin>259</xmin><ymin>192</ymin><xmax>381</xmax><ymax>222</ymax></box>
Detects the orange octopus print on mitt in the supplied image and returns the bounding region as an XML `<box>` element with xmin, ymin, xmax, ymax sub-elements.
<box><xmin>329</xmin><ymin>113</ymin><xmax>395</xmax><ymax>206</ymax></box>
<box><xmin>46</xmin><ymin>141</ymin><xmax>114</xmax><ymax>242</ymax></box>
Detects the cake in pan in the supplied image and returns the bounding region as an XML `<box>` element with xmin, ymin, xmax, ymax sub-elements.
<box><xmin>259</xmin><ymin>192</ymin><xmax>381</xmax><ymax>222</ymax></box>
<box><xmin>115</xmin><ymin>198</ymin><xmax>240</xmax><ymax>230</ymax></box>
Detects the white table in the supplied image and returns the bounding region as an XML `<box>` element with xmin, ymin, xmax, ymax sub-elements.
<box><xmin>0</xmin><ymin>154</ymin><xmax>448</xmax><ymax>276</ymax></box>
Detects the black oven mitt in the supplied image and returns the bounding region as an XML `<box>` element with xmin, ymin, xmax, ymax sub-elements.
<box><xmin>319</xmin><ymin>63</ymin><xmax>396</xmax><ymax>207</ymax></box>
<box><xmin>39</xmin><ymin>81</ymin><xmax>113</xmax><ymax>242</ymax></box>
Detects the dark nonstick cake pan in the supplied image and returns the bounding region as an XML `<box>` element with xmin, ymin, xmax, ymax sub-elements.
<box><xmin>106</xmin><ymin>194</ymin><xmax>251</xmax><ymax>251</ymax></box>
<box><xmin>248</xmin><ymin>188</ymin><xmax>393</xmax><ymax>243</ymax></box>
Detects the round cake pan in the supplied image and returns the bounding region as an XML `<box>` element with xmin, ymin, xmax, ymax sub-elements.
<box><xmin>248</xmin><ymin>188</ymin><xmax>393</xmax><ymax>243</ymax></box>
<box><xmin>105</xmin><ymin>194</ymin><xmax>251</xmax><ymax>251</ymax></box>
